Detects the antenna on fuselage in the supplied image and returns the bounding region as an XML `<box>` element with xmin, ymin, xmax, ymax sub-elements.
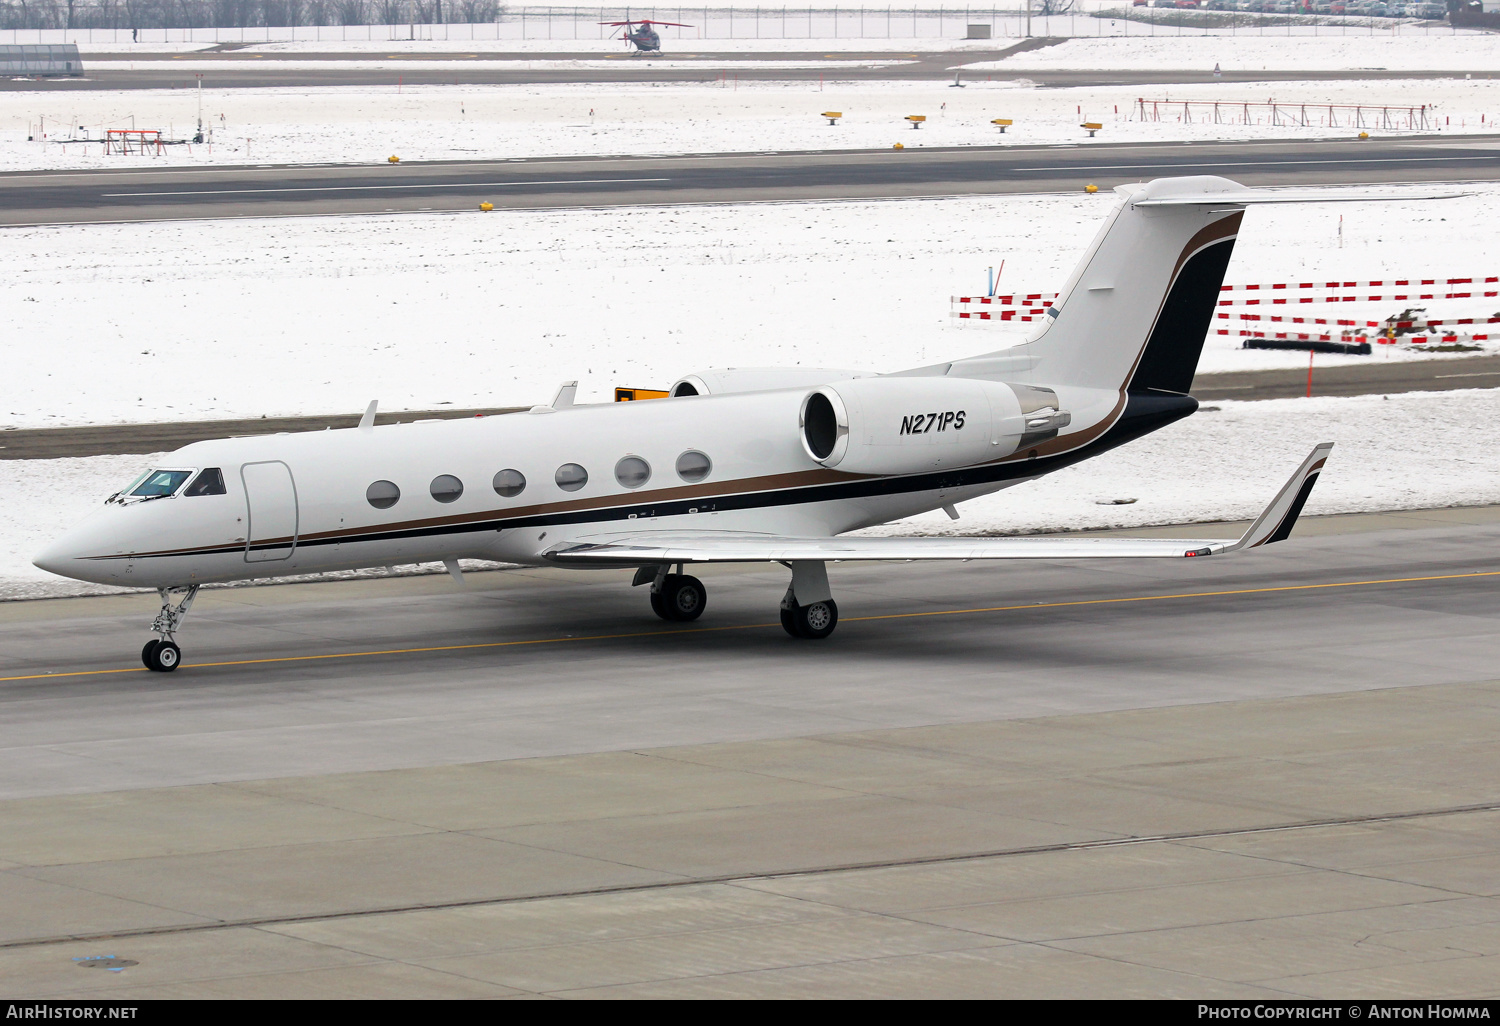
<box><xmin>358</xmin><ymin>399</ymin><xmax>378</xmax><ymax>431</ymax></box>
<box><xmin>551</xmin><ymin>381</ymin><xmax>578</xmax><ymax>409</ymax></box>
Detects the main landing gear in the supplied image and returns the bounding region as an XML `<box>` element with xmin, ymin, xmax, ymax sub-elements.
<box><xmin>142</xmin><ymin>585</ymin><xmax>198</xmax><ymax>672</ymax></box>
<box><xmin>640</xmin><ymin>565</ymin><xmax>707</xmax><ymax>622</ymax></box>
<box><xmin>635</xmin><ymin>560</ymin><xmax>840</xmax><ymax>639</ymax></box>
<box><xmin>780</xmin><ymin>591</ymin><xmax>839</xmax><ymax>640</ymax></box>
<box><xmin>779</xmin><ymin>559</ymin><xmax>838</xmax><ymax>639</ymax></box>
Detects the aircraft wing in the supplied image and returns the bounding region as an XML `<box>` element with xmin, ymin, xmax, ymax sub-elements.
<box><xmin>544</xmin><ymin>443</ymin><xmax>1332</xmax><ymax>567</ymax></box>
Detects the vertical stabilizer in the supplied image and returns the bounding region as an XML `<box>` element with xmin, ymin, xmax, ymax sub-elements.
<box><xmin>971</xmin><ymin>176</ymin><xmax>1248</xmax><ymax>395</ymax></box>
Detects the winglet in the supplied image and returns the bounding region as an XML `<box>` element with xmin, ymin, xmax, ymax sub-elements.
<box><xmin>1223</xmin><ymin>443</ymin><xmax>1333</xmax><ymax>552</ymax></box>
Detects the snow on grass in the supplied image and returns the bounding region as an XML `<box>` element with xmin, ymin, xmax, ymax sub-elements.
<box><xmin>972</xmin><ymin>33</ymin><xmax>1500</xmax><ymax>72</ymax></box>
<box><xmin>5</xmin><ymin>74</ymin><xmax>1498</xmax><ymax>172</ymax></box>
<box><xmin>7</xmin><ymin>387</ymin><xmax>1499</xmax><ymax>598</ymax></box>
<box><xmin>1</xmin><ymin>186</ymin><xmax>1493</xmax><ymax>432</ymax></box>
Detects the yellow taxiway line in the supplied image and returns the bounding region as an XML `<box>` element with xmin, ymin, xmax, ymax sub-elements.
<box><xmin>3</xmin><ymin>569</ymin><xmax>1496</xmax><ymax>683</ymax></box>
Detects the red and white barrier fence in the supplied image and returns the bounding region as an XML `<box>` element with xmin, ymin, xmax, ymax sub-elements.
<box><xmin>1221</xmin><ymin>329</ymin><xmax>1492</xmax><ymax>345</ymax></box>
<box><xmin>954</xmin><ymin>294</ymin><xmax>1057</xmax><ymax>307</ymax></box>
<box><xmin>1220</xmin><ymin>291</ymin><xmax>1500</xmax><ymax>307</ymax></box>
<box><xmin>953</xmin><ymin>310</ymin><xmax>1047</xmax><ymax>321</ymax></box>
<box><xmin>1219</xmin><ymin>313</ymin><xmax>1500</xmax><ymax>331</ymax></box>
<box><xmin>1219</xmin><ymin>277</ymin><xmax>1499</xmax><ymax>293</ymax></box>
<box><xmin>956</xmin><ymin>277</ymin><xmax>1500</xmax><ymax>348</ymax></box>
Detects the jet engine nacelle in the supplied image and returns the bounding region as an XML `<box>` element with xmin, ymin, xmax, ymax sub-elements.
<box><xmin>671</xmin><ymin>367</ymin><xmax>869</xmax><ymax>397</ymax></box>
<box><xmin>799</xmin><ymin>377</ymin><xmax>1071</xmax><ymax>475</ymax></box>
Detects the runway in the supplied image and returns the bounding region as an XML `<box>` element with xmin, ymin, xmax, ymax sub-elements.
<box><xmin>11</xmin><ymin>41</ymin><xmax>1493</xmax><ymax>90</ymax></box>
<box><xmin>6</xmin><ymin>135</ymin><xmax>1500</xmax><ymax>225</ymax></box>
<box><xmin>1</xmin><ymin>506</ymin><xmax>1497</xmax><ymax>996</ymax></box>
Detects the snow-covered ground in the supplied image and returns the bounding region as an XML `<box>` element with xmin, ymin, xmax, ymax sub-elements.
<box><xmin>6</xmin><ymin>387</ymin><xmax>1498</xmax><ymax>599</ymax></box>
<box><xmin>6</xmin><ymin>75</ymin><xmax>1498</xmax><ymax>172</ymax></box>
<box><xmin>1</xmin><ymin>188</ymin><xmax>1490</xmax><ymax>433</ymax></box>
<box><xmin>979</xmin><ymin>34</ymin><xmax>1500</xmax><ymax>72</ymax></box>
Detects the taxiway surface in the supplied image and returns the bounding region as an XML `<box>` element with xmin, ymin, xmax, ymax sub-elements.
<box><xmin>6</xmin><ymin>135</ymin><xmax>1500</xmax><ymax>225</ymax></box>
<box><xmin>4</xmin><ymin>505</ymin><xmax>1498</xmax><ymax>800</ymax></box>
<box><xmin>1</xmin><ymin>507</ymin><xmax>1498</xmax><ymax>997</ymax></box>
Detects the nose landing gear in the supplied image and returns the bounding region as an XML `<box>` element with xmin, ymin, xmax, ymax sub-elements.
<box><xmin>143</xmin><ymin>585</ymin><xmax>198</xmax><ymax>672</ymax></box>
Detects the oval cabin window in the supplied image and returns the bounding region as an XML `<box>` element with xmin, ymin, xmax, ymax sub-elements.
<box><xmin>430</xmin><ymin>475</ymin><xmax>464</xmax><ymax>503</ymax></box>
<box><xmin>555</xmin><ymin>463</ymin><xmax>588</xmax><ymax>492</ymax></box>
<box><xmin>493</xmin><ymin>469</ymin><xmax>526</xmax><ymax>498</ymax></box>
<box><xmin>366</xmin><ymin>480</ymin><xmax>400</xmax><ymax>509</ymax></box>
<box><xmin>675</xmin><ymin>450</ymin><xmax>712</xmax><ymax>483</ymax></box>
<box><xmin>614</xmin><ymin>456</ymin><xmax>651</xmax><ymax>489</ymax></box>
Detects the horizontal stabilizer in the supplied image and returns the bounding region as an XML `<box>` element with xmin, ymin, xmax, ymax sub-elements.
<box><xmin>544</xmin><ymin>445</ymin><xmax>1332</xmax><ymax>566</ymax></box>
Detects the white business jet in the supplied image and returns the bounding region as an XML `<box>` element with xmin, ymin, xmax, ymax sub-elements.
<box><xmin>34</xmin><ymin>175</ymin><xmax>1444</xmax><ymax>672</ymax></box>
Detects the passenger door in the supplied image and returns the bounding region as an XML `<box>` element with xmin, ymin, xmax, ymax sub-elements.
<box><xmin>241</xmin><ymin>461</ymin><xmax>298</xmax><ymax>562</ymax></box>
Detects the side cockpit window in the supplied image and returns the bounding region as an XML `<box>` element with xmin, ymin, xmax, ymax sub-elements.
<box><xmin>184</xmin><ymin>468</ymin><xmax>226</xmax><ymax>496</ymax></box>
<box><xmin>128</xmin><ymin>469</ymin><xmax>193</xmax><ymax>498</ymax></box>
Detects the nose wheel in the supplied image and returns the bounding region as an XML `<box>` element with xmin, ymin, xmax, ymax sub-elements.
<box><xmin>143</xmin><ymin>585</ymin><xmax>198</xmax><ymax>672</ymax></box>
<box><xmin>141</xmin><ymin>639</ymin><xmax>182</xmax><ymax>672</ymax></box>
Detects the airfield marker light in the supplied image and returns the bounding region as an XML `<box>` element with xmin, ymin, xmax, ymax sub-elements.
<box><xmin>479</xmin><ymin>202</ymin><xmax>494</xmax><ymax>212</ymax></box>
<box><xmin>893</xmin><ymin>142</ymin><xmax>904</xmax><ymax>150</ymax></box>
<box><xmin>388</xmin><ymin>155</ymin><xmax>400</xmax><ymax>163</ymax></box>
<box><xmin>1085</xmin><ymin>184</ymin><xmax>1099</xmax><ymax>194</ymax></box>
<box><xmin>1358</xmin><ymin>131</ymin><xmax>1370</xmax><ymax>139</ymax></box>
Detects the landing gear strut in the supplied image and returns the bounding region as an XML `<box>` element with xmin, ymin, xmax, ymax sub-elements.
<box><xmin>143</xmin><ymin>585</ymin><xmax>198</xmax><ymax>672</ymax></box>
<box><xmin>644</xmin><ymin>565</ymin><xmax>707</xmax><ymax>622</ymax></box>
<box><xmin>780</xmin><ymin>560</ymin><xmax>839</xmax><ymax>640</ymax></box>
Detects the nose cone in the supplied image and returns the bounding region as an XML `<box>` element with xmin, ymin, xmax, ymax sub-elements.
<box><xmin>33</xmin><ymin>520</ymin><xmax>119</xmax><ymax>586</ymax></box>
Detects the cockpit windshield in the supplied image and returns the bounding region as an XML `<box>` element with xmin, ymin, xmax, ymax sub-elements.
<box><xmin>128</xmin><ymin>469</ymin><xmax>193</xmax><ymax>498</ymax></box>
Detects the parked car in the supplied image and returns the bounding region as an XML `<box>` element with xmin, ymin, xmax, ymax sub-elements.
<box><xmin>1330</xmin><ymin>1</ymin><xmax>1347</xmax><ymax>13</ymax></box>
<box><xmin>1366</xmin><ymin>1</ymin><xmax>1390</xmax><ymax>13</ymax></box>
<box><xmin>1416</xmin><ymin>1</ymin><xmax>1446</xmax><ymax>15</ymax></box>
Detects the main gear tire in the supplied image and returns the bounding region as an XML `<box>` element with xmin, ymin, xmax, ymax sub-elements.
<box><xmin>660</xmin><ymin>574</ymin><xmax>706</xmax><ymax>622</ymax></box>
<box><xmin>788</xmin><ymin>599</ymin><xmax>838</xmax><ymax>640</ymax></box>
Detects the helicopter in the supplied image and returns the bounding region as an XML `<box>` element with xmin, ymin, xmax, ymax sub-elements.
<box><xmin>600</xmin><ymin>17</ymin><xmax>692</xmax><ymax>52</ymax></box>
